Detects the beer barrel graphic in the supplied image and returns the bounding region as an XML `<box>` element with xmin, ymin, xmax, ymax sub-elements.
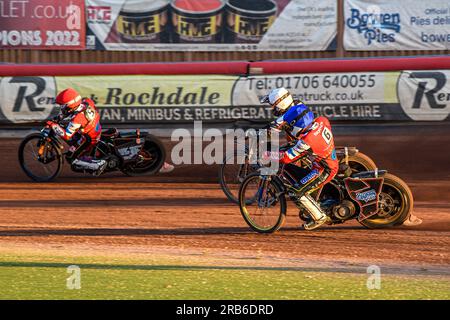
<box><xmin>171</xmin><ymin>0</ymin><xmax>225</xmax><ymax>43</ymax></box>
<box><xmin>115</xmin><ymin>0</ymin><xmax>170</xmax><ymax>43</ymax></box>
<box><xmin>225</xmin><ymin>0</ymin><xmax>277</xmax><ymax>43</ymax></box>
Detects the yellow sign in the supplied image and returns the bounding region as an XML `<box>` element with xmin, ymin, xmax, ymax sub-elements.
<box><xmin>384</xmin><ymin>72</ymin><xmax>401</xmax><ymax>103</ymax></box>
<box><xmin>56</xmin><ymin>75</ymin><xmax>238</xmax><ymax>107</ymax></box>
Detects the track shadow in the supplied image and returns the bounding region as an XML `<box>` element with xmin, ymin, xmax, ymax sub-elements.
<box><xmin>0</xmin><ymin>226</ymin><xmax>252</xmax><ymax>237</ymax></box>
<box><xmin>2</xmin><ymin>225</ymin><xmax>433</xmax><ymax>238</ymax></box>
<box><xmin>0</xmin><ymin>197</ymin><xmax>231</xmax><ymax>207</ymax></box>
<box><xmin>3</xmin><ymin>164</ymin><xmax>221</xmax><ymax>184</ymax></box>
<box><xmin>0</xmin><ymin>181</ymin><xmax>222</xmax><ymax>190</ymax></box>
<box><xmin>283</xmin><ymin>224</ymin><xmax>448</xmax><ymax>232</ymax></box>
<box><xmin>282</xmin><ymin>225</ymin><xmax>366</xmax><ymax>231</ymax></box>
<box><xmin>0</xmin><ymin>261</ymin><xmax>447</xmax><ymax>276</ymax></box>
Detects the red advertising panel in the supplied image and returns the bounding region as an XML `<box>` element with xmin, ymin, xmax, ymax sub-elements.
<box><xmin>0</xmin><ymin>0</ymin><xmax>86</xmax><ymax>50</ymax></box>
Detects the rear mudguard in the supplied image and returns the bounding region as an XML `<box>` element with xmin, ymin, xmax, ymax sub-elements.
<box><xmin>119</xmin><ymin>129</ymin><xmax>148</xmax><ymax>139</ymax></box>
<box><xmin>335</xmin><ymin>146</ymin><xmax>359</xmax><ymax>157</ymax></box>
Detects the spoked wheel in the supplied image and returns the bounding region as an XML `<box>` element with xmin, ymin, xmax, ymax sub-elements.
<box><xmin>239</xmin><ymin>172</ymin><xmax>286</xmax><ymax>233</ymax></box>
<box><xmin>219</xmin><ymin>152</ymin><xmax>260</xmax><ymax>204</ymax></box>
<box><xmin>18</xmin><ymin>133</ymin><xmax>62</xmax><ymax>182</ymax></box>
<box><xmin>121</xmin><ymin>135</ymin><xmax>166</xmax><ymax>176</ymax></box>
<box><xmin>359</xmin><ymin>173</ymin><xmax>413</xmax><ymax>228</ymax></box>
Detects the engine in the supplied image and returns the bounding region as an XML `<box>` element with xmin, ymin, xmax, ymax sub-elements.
<box><xmin>106</xmin><ymin>155</ymin><xmax>120</xmax><ymax>170</ymax></box>
<box><xmin>332</xmin><ymin>200</ymin><xmax>356</xmax><ymax>221</ymax></box>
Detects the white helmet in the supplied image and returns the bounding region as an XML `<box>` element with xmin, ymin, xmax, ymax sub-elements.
<box><xmin>261</xmin><ymin>87</ymin><xmax>294</xmax><ymax>116</ymax></box>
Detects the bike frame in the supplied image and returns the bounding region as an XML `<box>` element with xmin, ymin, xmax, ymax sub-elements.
<box><xmin>256</xmin><ymin>163</ymin><xmax>388</xmax><ymax>223</ymax></box>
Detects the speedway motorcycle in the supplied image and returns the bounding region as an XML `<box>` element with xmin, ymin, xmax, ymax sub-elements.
<box><xmin>18</xmin><ymin>120</ymin><xmax>166</xmax><ymax>182</ymax></box>
<box><xmin>219</xmin><ymin>133</ymin><xmax>376</xmax><ymax>204</ymax></box>
<box><xmin>238</xmin><ymin>141</ymin><xmax>413</xmax><ymax>233</ymax></box>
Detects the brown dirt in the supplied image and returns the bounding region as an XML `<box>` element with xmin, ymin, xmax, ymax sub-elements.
<box><xmin>0</xmin><ymin>138</ymin><xmax>449</xmax><ymax>272</ymax></box>
<box><xmin>0</xmin><ymin>181</ymin><xmax>448</xmax><ymax>269</ymax></box>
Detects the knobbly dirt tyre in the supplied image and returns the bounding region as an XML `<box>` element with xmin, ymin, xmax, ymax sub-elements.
<box><xmin>121</xmin><ymin>134</ymin><xmax>166</xmax><ymax>176</ymax></box>
<box><xmin>347</xmin><ymin>152</ymin><xmax>377</xmax><ymax>173</ymax></box>
<box><xmin>359</xmin><ymin>173</ymin><xmax>413</xmax><ymax>229</ymax></box>
<box><xmin>18</xmin><ymin>133</ymin><xmax>63</xmax><ymax>182</ymax></box>
<box><xmin>239</xmin><ymin>172</ymin><xmax>287</xmax><ymax>233</ymax></box>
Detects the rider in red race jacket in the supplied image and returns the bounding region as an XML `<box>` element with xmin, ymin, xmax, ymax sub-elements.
<box><xmin>48</xmin><ymin>88</ymin><xmax>107</xmax><ymax>175</ymax></box>
<box><xmin>263</xmin><ymin>87</ymin><xmax>339</xmax><ymax>230</ymax></box>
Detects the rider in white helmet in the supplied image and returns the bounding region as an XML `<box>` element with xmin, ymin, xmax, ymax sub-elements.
<box><xmin>262</xmin><ymin>87</ymin><xmax>339</xmax><ymax>230</ymax></box>
<box><xmin>267</xmin><ymin>87</ymin><xmax>294</xmax><ymax>116</ymax></box>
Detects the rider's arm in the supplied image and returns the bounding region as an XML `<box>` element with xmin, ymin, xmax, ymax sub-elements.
<box><xmin>63</xmin><ymin>122</ymin><xmax>82</xmax><ymax>140</ymax></box>
<box><xmin>262</xmin><ymin>114</ymin><xmax>287</xmax><ymax>140</ymax></box>
<box><xmin>50</xmin><ymin>121</ymin><xmax>81</xmax><ymax>141</ymax></box>
<box><xmin>280</xmin><ymin>139</ymin><xmax>311</xmax><ymax>164</ymax></box>
<box><xmin>265</xmin><ymin>105</ymin><xmax>299</xmax><ymax>135</ymax></box>
<box><xmin>51</xmin><ymin>113</ymin><xmax>86</xmax><ymax>141</ymax></box>
<box><xmin>268</xmin><ymin>114</ymin><xmax>287</xmax><ymax>132</ymax></box>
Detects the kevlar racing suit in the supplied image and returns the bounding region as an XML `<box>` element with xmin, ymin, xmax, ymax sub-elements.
<box><xmin>269</xmin><ymin>103</ymin><xmax>339</xmax><ymax>228</ymax></box>
<box><xmin>51</xmin><ymin>98</ymin><xmax>105</xmax><ymax>173</ymax></box>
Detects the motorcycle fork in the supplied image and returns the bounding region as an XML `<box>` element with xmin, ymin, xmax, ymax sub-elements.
<box><xmin>38</xmin><ymin>139</ymin><xmax>53</xmax><ymax>163</ymax></box>
<box><xmin>237</xmin><ymin>163</ymin><xmax>248</xmax><ymax>182</ymax></box>
<box><xmin>38</xmin><ymin>144</ymin><xmax>45</xmax><ymax>157</ymax></box>
<box><xmin>257</xmin><ymin>176</ymin><xmax>271</xmax><ymax>208</ymax></box>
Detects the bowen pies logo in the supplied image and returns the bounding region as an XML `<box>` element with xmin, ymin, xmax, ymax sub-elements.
<box><xmin>346</xmin><ymin>5</ymin><xmax>401</xmax><ymax>45</ymax></box>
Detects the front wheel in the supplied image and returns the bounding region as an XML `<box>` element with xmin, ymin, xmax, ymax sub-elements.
<box><xmin>359</xmin><ymin>173</ymin><xmax>413</xmax><ymax>229</ymax></box>
<box><xmin>239</xmin><ymin>172</ymin><xmax>286</xmax><ymax>233</ymax></box>
<box><xmin>18</xmin><ymin>133</ymin><xmax>63</xmax><ymax>182</ymax></box>
<box><xmin>219</xmin><ymin>151</ymin><xmax>260</xmax><ymax>204</ymax></box>
<box><xmin>121</xmin><ymin>135</ymin><xmax>166</xmax><ymax>176</ymax></box>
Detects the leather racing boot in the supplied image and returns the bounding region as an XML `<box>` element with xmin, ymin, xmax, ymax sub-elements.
<box><xmin>298</xmin><ymin>194</ymin><xmax>330</xmax><ymax>231</ymax></box>
<box><xmin>72</xmin><ymin>158</ymin><xmax>107</xmax><ymax>176</ymax></box>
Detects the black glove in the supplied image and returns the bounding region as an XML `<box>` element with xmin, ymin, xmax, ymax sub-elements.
<box><xmin>51</xmin><ymin>114</ymin><xmax>62</xmax><ymax>122</ymax></box>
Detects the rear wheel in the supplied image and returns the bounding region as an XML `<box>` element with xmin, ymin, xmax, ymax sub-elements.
<box><xmin>18</xmin><ymin>133</ymin><xmax>62</xmax><ymax>182</ymax></box>
<box><xmin>359</xmin><ymin>173</ymin><xmax>413</xmax><ymax>229</ymax></box>
<box><xmin>121</xmin><ymin>135</ymin><xmax>166</xmax><ymax>176</ymax></box>
<box><xmin>347</xmin><ymin>152</ymin><xmax>377</xmax><ymax>173</ymax></box>
<box><xmin>239</xmin><ymin>172</ymin><xmax>286</xmax><ymax>233</ymax></box>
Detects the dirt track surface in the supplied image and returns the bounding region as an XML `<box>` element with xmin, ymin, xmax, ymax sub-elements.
<box><xmin>0</xmin><ymin>181</ymin><xmax>449</xmax><ymax>272</ymax></box>
<box><xmin>0</xmin><ymin>134</ymin><xmax>449</xmax><ymax>273</ymax></box>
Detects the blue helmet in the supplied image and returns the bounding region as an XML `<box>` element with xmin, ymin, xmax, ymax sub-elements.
<box><xmin>290</xmin><ymin>104</ymin><xmax>315</xmax><ymax>134</ymax></box>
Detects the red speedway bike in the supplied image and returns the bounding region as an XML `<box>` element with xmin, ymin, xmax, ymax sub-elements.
<box><xmin>219</xmin><ymin>135</ymin><xmax>376</xmax><ymax>204</ymax></box>
<box><xmin>18</xmin><ymin>121</ymin><xmax>165</xmax><ymax>182</ymax></box>
<box><xmin>238</xmin><ymin>142</ymin><xmax>413</xmax><ymax>233</ymax></box>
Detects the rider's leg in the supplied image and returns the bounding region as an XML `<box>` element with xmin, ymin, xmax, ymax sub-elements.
<box><xmin>70</xmin><ymin>136</ymin><xmax>107</xmax><ymax>174</ymax></box>
<box><xmin>67</xmin><ymin>135</ymin><xmax>90</xmax><ymax>161</ymax></box>
<box><xmin>295</xmin><ymin>164</ymin><xmax>331</xmax><ymax>230</ymax></box>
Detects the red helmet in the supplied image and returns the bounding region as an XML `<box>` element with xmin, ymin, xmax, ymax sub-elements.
<box><xmin>56</xmin><ymin>88</ymin><xmax>82</xmax><ymax>110</ymax></box>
